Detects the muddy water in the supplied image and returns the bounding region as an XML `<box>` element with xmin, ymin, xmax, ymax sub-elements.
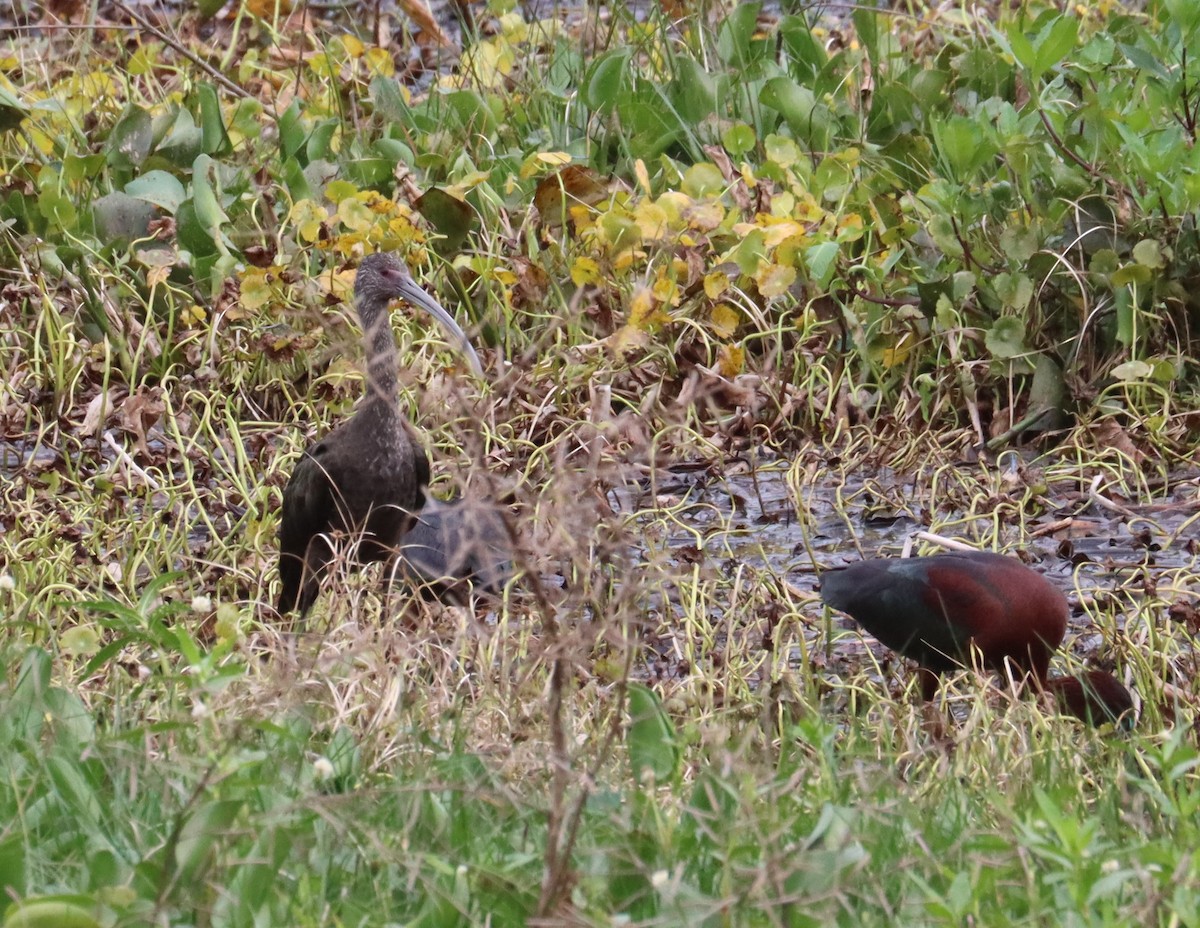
<box><xmin>613</xmin><ymin>462</ymin><xmax>1199</xmax><ymax>688</ymax></box>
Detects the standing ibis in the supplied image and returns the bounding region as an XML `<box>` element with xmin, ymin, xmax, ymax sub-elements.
<box><xmin>277</xmin><ymin>252</ymin><xmax>481</xmax><ymax>619</ymax></box>
<box><xmin>818</xmin><ymin>551</ymin><xmax>1134</xmax><ymax>727</ymax></box>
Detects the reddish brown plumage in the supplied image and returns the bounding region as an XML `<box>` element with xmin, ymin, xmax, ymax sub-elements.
<box><xmin>819</xmin><ymin>552</ymin><xmax>1134</xmax><ymax>727</ymax></box>
<box><xmin>1045</xmin><ymin>670</ymin><xmax>1135</xmax><ymax>728</ymax></box>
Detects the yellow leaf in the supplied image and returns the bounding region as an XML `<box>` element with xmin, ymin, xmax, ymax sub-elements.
<box><xmin>794</xmin><ymin>192</ymin><xmax>826</xmax><ymax>222</ymax></box>
<box><xmin>613</xmin><ymin>250</ymin><xmax>640</xmax><ymax>271</ymax></box>
<box><xmin>342</xmin><ymin>34</ymin><xmax>365</xmax><ymax>57</ymax></box>
<box><xmin>537</xmin><ymin>151</ymin><xmax>572</xmax><ymax>166</ymax></box>
<box><xmin>634</xmin><ymin>159</ymin><xmax>652</xmax><ymax>195</ymax></box>
<box><xmin>610</xmin><ymin>323</ymin><xmax>650</xmax><ymax>356</ymax></box>
<box><xmin>247</xmin><ymin>0</ymin><xmax>293</xmax><ymax>18</ymax></box>
<box><xmin>461</xmin><ymin>38</ymin><xmax>513</xmax><ymax>90</ymax></box>
<box><xmin>628</xmin><ymin>287</ymin><xmax>656</xmax><ymax>329</ymax></box>
<box><xmin>682</xmin><ymin>163</ymin><xmax>725</xmax><ymax>197</ymax></box>
<box><xmin>704</xmin><ymin>271</ymin><xmax>730</xmax><ymax>300</ymax></box>
<box><xmin>717</xmin><ymin>344</ymin><xmax>744</xmax><ymax>378</ymax></box>
<box><xmin>286</xmin><ymin>195</ymin><xmax>328</xmax><ymax>242</ymax></box>
<box><xmin>146</xmin><ymin>265</ymin><xmax>171</xmax><ymax>288</ymax></box>
<box><xmin>598</xmin><ymin>212</ymin><xmax>640</xmax><ymax>251</ymax></box>
<box><xmin>326</xmin><ymin>267</ymin><xmax>356</xmax><ymax>300</ymax></box>
<box><xmin>879</xmin><ymin>333</ymin><xmax>915</xmax><ymax>368</ymax></box>
<box><xmin>338</xmin><ymin>197</ymin><xmax>375</xmax><ymax>232</ymax></box>
<box><xmin>325</xmin><ymin>180</ymin><xmax>358</xmax><ymax>204</ymax></box>
<box><xmin>710</xmin><ymin>304</ymin><xmax>739</xmax><ymax>339</ymax></box>
<box><xmin>685</xmin><ymin>200</ymin><xmax>725</xmax><ymax>232</ymax></box>
<box><xmin>633</xmin><ymin>201</ymin><xmax>670</xmax><ymax>241</ymax></box>
<box><xmin>364</xmin><ymin>47</ymin><xmax>394</xmax><ymax>77</ymax></box>
<box><xmin>759</xmin><ymin>219</ymin><xmax>807</xmax><ymax>247</ymax></box>
<box><xmin>652</xmin><ymin>274</ymin><xmax>679</xmax><ymax>306</ymax></box>
<box><xmin>571</xmin><ymin>257</ymin><xmax>602</xmax><ymax>286</ymax></box>
<box><xmin>838</xmin><ymin>212</ymin><xmax>865</xmax><ymax>241</ymax></box>
<box><xmin>769</xmin><ymin>191</ymin><xmax>795</xmax><ymax>217</ymax></box>
<box><xmin>755</xmin><ymin>263</ymin><xmax>796</xmax><ymax>298</ymax></box>
<box><xmin>498</xmin><ymin>11</ymin><xmax>529</xmax><ymax>39</ymax></box>
<box><xmin>240</xmin><ymin>269</ymin><xmax>272</xmax><ymax>310</ymax></box>
<box><xmin>182</xmin><ymin>304</ymin><xmax>207</xmax><ymax>327</ymax></box>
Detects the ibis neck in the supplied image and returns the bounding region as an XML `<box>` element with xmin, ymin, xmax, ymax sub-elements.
<box><xmin>361</xmin><ymin>307</ymin><xmax>399</xmax><ymax>412</ymax></box>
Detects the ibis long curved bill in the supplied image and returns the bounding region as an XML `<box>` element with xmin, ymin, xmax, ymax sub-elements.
<box><xmin>393</xmin><ymin>275</ymin><xmax>483</xmax><ymax>377</ymax></box>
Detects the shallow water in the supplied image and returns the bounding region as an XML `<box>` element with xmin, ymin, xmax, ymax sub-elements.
<box><xmin>613</xmin><ymin>460</ymin><xmax>1199</xmax><ymax>688</ymax></box>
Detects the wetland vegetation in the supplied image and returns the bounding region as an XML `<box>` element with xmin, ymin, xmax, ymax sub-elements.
<box><xmin>1</xmin><ymin>0</ymin><xmax>1199</xmax><ymax>924</ymax></box>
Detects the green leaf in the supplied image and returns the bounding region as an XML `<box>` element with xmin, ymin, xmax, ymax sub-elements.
<box><xmin>368</xmin><ymin>76</ymin><xmax>412</xmax><ymax>125</ymax></box>
<box><xmin>717</xmin><ymin>2</ymin><xmax>763</xmax><ymax>68</ymax></box>
<box><xmin>583</xmin><ymin>48</ymin><xmax>632</xmax><ymax>113</ymax></box>
<box><xmin>325</xmin><ymin>725</ymin><xmax>362</xmax><ymax>791</ymax></box>
<box><xmin>764</xmin><ymin>134</ymin><xmax>803</xmax><ymax>167</ymax></box>
<box><xmin>92</xmin><ymin>191</ymin><xmax>155</xmax><ymax>242</ymax></box>
<box><xmin>47</xmin><ymin>754</ymin><xmax>103</xmax><ymax>824</ymax></box>
<box><xmin>999</xmin><ymin>225</ymin><xmax>1039</xmax><ymax>263</ymax></box>
<box><xmin>805</xmin><ymin>241</ymin><xmax>839</xmax><ymax>289</ymax></box>
<box><xmin>61</xmin><ymin>153</ymin><xmax>105</xmax><ymax>184</ymax></box>
<box><xmin>126</xmin><ymin>170</ymin><xmax>186</xmax><ymax>213</ymax></box>
<box><xmin>3</xmin><ymin>896</ymin><xmax>101</xmax><ymax>928</ymax></box>
<box><xmin>722</xmin><ymin>122</ymin><xmax>756</xmax><ymax>156</ymax></box>
<box><xmin>985</xmin><ymin>316</ymin><xmax>1029</xmax><ymax>360</ymax></box>
<box><xmin>1034</xmin><ymin>16</ymin><xmax>1079</xmax><ymax>79</ymax></box>
<box><xmin>444</xmin><ymin>90</ymin><xmax>499</xmax><ymax>135</ymax></box>
<box><xmin>1007</xmin><ymin>27</ymin><xmax>1036</xmax><ymax>73</ymax></box>
<box><xmin>190</xmin><ymin>154</ymin><xmax>232</xmax><ymax>257</ymax></box>
<box><xmin>681</xmin><ymin>163</ymin><xmax>725</xmax><ymax>198</ymax></box>
<box><xmin>176</xmin><ymin>199</ymin><xmax>215</xmax><ymax>256</ymax></box>
<box><xmin>1111</xmin><ymin>359</ymin><xmax>1153</xmax><ymax>381</ymax></box>
<box><xmin>175</xmin><ymin>800</ymin><xmax>243</xmax><ymax>886</ymax></box>
<box><xmin>931</xmin><ymin>115</ymin><xmax>991</xmax><ymax>179</ymax></box>
<box><xmin>992</xmin><ymin>271</ymin><xmax>1033</xmax><ymax>311</ymax></box>
<box><xmin>1163</xmin><ymin>0</ymin><xmax>1200</xmax><ymax>34</ymax></box>
<box><xmin>155</xmin><ymin>107</ymin><xmax>203</xmax><ymax>167</ymax></box>
<box><xmin>725</xmin><ymin>228</ymin><xmax>766</xmax><ymax>276</ymax></box>
<box><xmin>626</xmin><ymin>683</ymin><xmax>679</xmax><ymax>782</ymax></box>
<box><xmin>278</xmin><ymin>99</ymin><xmax>307</xmax><ymax>161</ymax></box>
<box><xmin>0</xmin><ymin>82</ymin><xmax>29</xmax><ymax>133</ymax></box>
<box><xmin>1132</xmin><ymin>238</ymin><xmax>1165</xmax><ymax>269</ymax></box>
<box><xmin>1110</xmin><ymin>263</ymin><xmax>1152</xmax><ymax>287</ymax></box>
<box><xmin>306</xmin><ymin>119</ymin><xmax>338</xmax><ymax>162</ymax></box>
<box><xmin>36</xmin><ymin>166</ymin><xmax>77</xmax><ymax>230</ymax></box>
<box><xmin>415</xmin><ymin>187</ymin><xmax>477</xmax><ymax>254</ymax></box>
<box><xmin>761</xmin><ymin>77</ymin><xmax>835</xmax><ymax>150</ymax></box>
<box><xmin>1028</xmin><ymin>354</ymin><xmax>1066</xmax><ymax>430</ymax></box>
<box><xmin>0</xmin><ymin>835</ymin><xmax>25</xmax><ymax>899</ymax></box>
<box><xmin>670</xmin><ymin>57</ymin><xmax>718</xmax><ymax>125</ymax></box>
<box><xmin>197</xmin><ymin>82</ymin><xmax>232</xmax><ymax>156</ymax></box>
<box><xmin>779</xmin><ymin>16</ymin><xmax>828</xmax><ymax>83</ymax></box>
<box><xmin>105</xmin><ymin>104</ymin><xmax>153</xmax><ymax>169</ymax></box>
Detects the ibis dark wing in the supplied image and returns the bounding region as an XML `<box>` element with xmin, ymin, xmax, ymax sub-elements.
<box><xmin>277</xmin><ymin>445</ymin><xmax>336</xmax><ymax>616</ymax></box>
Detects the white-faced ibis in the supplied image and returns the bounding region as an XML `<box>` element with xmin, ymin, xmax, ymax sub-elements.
<box><xmin>393</xmin><ymin>495</ymin><xmax>513</xmax><ymax>604</ymax></box>
<box><xmin>277</xmin><ymin>253</ymin><xmax>481</xmax><ymax>619</ymax></box>
<box><xmin>819</xmin><ymin>551</ymin><xmax>1134</xmax><ymax>727</ymax></box>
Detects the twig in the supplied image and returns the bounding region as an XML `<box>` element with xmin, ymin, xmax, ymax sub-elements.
<box><xmin>111</xmin><ymin>1</ymin><xmax>254</xmax><ymax>102</ymax></box>
<box><xmin>1087</xmin><ymin>475</ymin><xmax>1138</xmax><ymax>519</ymax></box>
<box><xmin>910</xmin><ymin>532</ymin><xmax>978</xmax><ymax>554</ymax></box>
<box><xmin>103</xmin><ymin>430</ymin><xmax>162</xmax><ymax>491</ymax></box>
